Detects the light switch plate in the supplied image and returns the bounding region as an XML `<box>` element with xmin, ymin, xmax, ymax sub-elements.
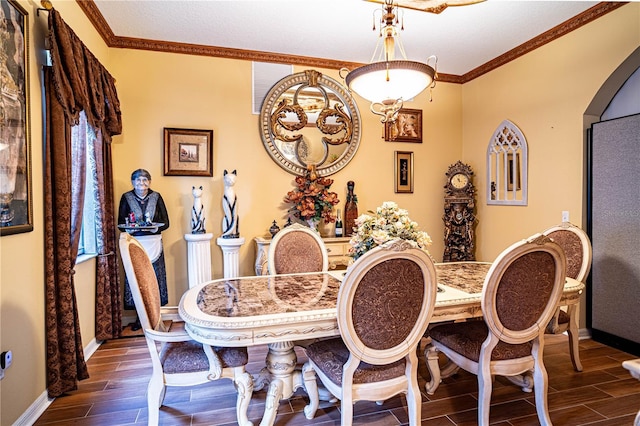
<box><xmin>562</xmin><ymin>211</ymin><xmax>570</xmax><ymax>222</ymax></box>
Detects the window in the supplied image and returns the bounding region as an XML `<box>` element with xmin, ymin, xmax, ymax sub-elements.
<box><xmin>73</xmin><ymin>112</ymin><xmax>99</xmax><ymax>257</ymax></box>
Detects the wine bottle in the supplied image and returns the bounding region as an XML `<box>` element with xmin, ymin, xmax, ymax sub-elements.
<box><xmin>335</xmin><ymin>209</ymin><xmax>343</xmax><ymax>237</ymax></box>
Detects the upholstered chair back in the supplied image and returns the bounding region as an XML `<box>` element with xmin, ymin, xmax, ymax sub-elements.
<box><xmin>543</xmin><ymin>223</ymin><xmax>592</xmax><ymax>283</ymax></box>
<box><xmin>126</xmin><ymin>238</ymin><xmax>164</xmax><ymax>331</ymax></box>
<box><xmin>542</xmin><ymin>222</ymin><xmax>592</xmax><ymax>372</ymax></box>
<box><xmin>268</xmin><ymin>223</ymin><xmax>328</xmax><ymax>274</ymax></box>
<box><xmin>340</xmin><ymin>248</ymin><xmax>435</xmax><ymax>363</ymax></box>
<box><xmin>483</xmin><ymin>234</ymin><xmax>566</xmax><ymax>345</ymax></box>
<box><xmin>352</xmin><ymin>258</ymin><xmax>423</xmax><ymax>350</ymax></box>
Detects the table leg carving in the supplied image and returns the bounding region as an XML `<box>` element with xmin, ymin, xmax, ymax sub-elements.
<box><xmin>425</xmin><ymin>343</ymin><xmax>441</xmax><ymax>395</ymax></box>
<box><xmin>260</xmin><ymin>378</ymin><xmax>283</xmax><ymax>426</ymax></box>
<box><xmin>505</xmin><ymin>371</ymin><xmax>534</xmax><ymax>393</ymax></box>
<box><xmin>252</xmin><ymin>367</ymin><xmax>270</xmax><ymax>392</ymax></box>
<box><xmin>235</xmin><ymin>369</ymin><xmax>254</xmax><ymax>426</ymax></box>
<box><xmin>257</xmin><ymin>341</ymin><xmax>310</xmax><ymax>426</ymax></box>
<box><xmin>440</xmin><ymin>358</ymin><xmax>462</xmax><ymax>378</ymax></box>
<box><xmin>302</xmin><ymin>362</ymin><xmax>319</xmax><ymax>419</ymax></box>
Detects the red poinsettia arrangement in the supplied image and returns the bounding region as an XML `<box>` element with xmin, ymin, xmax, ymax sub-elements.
<box><xmin>284</xmin><ymin>167</ymin><xmax>339</xmax><ymax>224</ymax></box>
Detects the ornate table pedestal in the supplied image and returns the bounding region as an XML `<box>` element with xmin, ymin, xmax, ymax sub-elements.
<box><xmin>184</xmin><ymin>233</ymin><xmax>213</xmax><ymax>288</ymax></box>
<box><xmin>251</xmin><ymin>341</ymin><xmax>321</xmax><ymax>425</ymax></box>
<box><xmin>217</xmin><ymin>236</ymin><xmax>245</xmax><ymax>279</ymax></box>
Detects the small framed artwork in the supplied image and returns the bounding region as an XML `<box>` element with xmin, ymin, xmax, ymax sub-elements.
<box><xmin>385</xmin><ymin>108</ymin><xmax>422</xmax><ymax>142</ymax></box>
<box><xmin>1</xmin><ymin>0</ymin><xmax>33</xmax><ymax>236</ymax></box>
<box><xmin>394</xmin><ymin>151</ymin><xmax>414</xmax><ymax>193</ymax></box>
<box><xmin>164</xmin><ymin>128</ymin><xmax>213</xmax><ymax>176</ymax></box>
<box><xmin>507</xmin><ymin>153</ymin><xmax>521</xmax><ymax>191</ymax></box>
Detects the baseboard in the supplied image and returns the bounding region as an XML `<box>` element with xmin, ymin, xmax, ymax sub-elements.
<box><xmin>579</xmin><ymin>328</ymin><xmax>592</xmax><ymax>340</ymax></box>
<box><xmin>84</xmin><ymin>337</ymin><xmax>101</xmax><ymax>360</ymax></box>
<box><xmin>16</xmin><ymin>337</ymin><xmax>104</xmax><ymax>425</ymax></box>
<box><xmin>13</xmin><ymin>391</ymin><xmax>52</xmax><ymax>426</ymax></box>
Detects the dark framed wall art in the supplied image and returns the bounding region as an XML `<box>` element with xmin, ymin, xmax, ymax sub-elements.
<box><xmin>0</xmin><ymin>0</ymin><xmax>33</xmax><ymax>236</ymax></box>
<box><xmin>394</xmin><ymin>151</ymin><xmax>414</xmax><ymax>193</ymax></box>
<box><xmin>385</xmin><ymin>108</ymin><xmax>422</xmax><ymax>143</ymax></box>
<box><xmin>163</xmin><ymin>128</ymin><xmax>214</xmax><ymax>177</ymax></box>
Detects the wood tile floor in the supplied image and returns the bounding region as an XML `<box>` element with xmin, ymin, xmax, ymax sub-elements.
<box><xmin>34</xmin><ymin>334</ymin><xmax>640</xmax><ymax>425</ymax></box>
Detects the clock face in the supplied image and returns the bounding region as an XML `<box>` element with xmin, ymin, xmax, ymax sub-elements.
<box><xmin>451</xmin><ymin>173</ymin><xmax>469</xmax><ymax>189</ymax></box>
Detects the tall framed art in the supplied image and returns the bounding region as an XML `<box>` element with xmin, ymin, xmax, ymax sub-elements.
<box><xmin>1</xmin><ymin>0</ymin><xmax>33</xmax><ymax>236</ymax></box>
<box><xmin>394</xmin><ymin>151</ymin><xmax>414</xmax><ymax>193</ymax></box>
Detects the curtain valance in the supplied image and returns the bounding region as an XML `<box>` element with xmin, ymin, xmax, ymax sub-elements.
<box><xmin>48</xmin><ymin>9</ymin><xmax>121</xmax><ymax>139</ymax></box>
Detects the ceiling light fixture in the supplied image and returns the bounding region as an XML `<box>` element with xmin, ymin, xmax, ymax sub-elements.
<box><xmin>368</xmin><ymin>0</ymin><xmax>486</xmax><ymax>15</ymax></box>
<box><xmin>341</xmin><ymin>0</ymin><xmax>437</xmax><ymax>123</ymax></box>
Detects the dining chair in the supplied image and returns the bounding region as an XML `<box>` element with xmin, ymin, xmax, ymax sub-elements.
<box><xmin>425</xmin><ymin>233</ymin><xmax>566</xmax><ymax>426</ymax></box>
<box><xmin>267</xmin><ymin>222</ymin><xmax>328</xmax><ymax>274</ymax></box>
<box><xmin>119</xmin><ymin>233</ymin><xmax>253</xmax><ymax>426</ymax></box>
<box><xmin>542</xmin><ymin>221</ymin><xmax>592</xmax><ymax>372</ymax></box>
<box><xmin>302</xmin><ymin>239</ymin><xmax>438</xmax><ymax>425</ymax></box>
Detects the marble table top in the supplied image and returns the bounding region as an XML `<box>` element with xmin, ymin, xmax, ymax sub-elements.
<box><xmin>435</xmin><ymin>261</ymin><xmax>492</xmax><ymax>294</ymax></box>
<box><xmin>193</xmin><ymin>262</ymin><xmax>493</xmax><ymax>320</ymax></box>
<box><xmin>196</xmin><ymin>273</ymin><xmax>342</xmax><ymax>319</ymax></box>
<box><xmin>180</xmin><ymin>262</ymin><xmax>583</xmax><ymax>346</ymax></box>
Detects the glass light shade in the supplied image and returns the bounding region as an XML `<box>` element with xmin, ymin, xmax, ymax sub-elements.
<box><xmin>345</xmin><ymin>60</ymin><xmax>435</xmax><ymax>103</ymax></box>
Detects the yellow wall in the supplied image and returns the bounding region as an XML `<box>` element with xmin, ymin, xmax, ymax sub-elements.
<box><xmin>463</xmin><ymin>4</ymin><xmax>640</xmax><ymax>261</ymax></box>
<box><xmin>0</xmin><ymin>1</ymin><xmax>638</xmax><ymax>423</ymax></box>
<box><xmin>109</xmin><ymin>50</ymin><xmax>462</xmax><ymax>304</ymax></box>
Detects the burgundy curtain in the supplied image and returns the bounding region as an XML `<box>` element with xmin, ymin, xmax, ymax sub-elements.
<box><xmin>92</xmin><ymin>131</ymin><xmax>122</xmax><ymax>340</ymax></box>
<box><xmin>44</xmin><ymin>9</ymin><xmax>122</xmax><ymax>397</ymax></box>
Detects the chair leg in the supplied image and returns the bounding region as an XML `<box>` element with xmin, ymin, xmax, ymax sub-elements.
<box><xmin>302</xmin><ymin>362</ymin><xmax>319</xmax><ymax>420</ymax></box>
<box><xmin>406</xmin><ymin>379</ymin><xmax>422</xmax><ymax>426</ymax></box>
<box><xmin>234</xmin><ymin>368</ymin><xmax>254</xmax><ymax>426</ymax></box>
<box><xmin>532</xmin><ymin>343</ymin><xmax>553</xmax><ymax>426</ymax></box>
<box><xmin>341</xmin><ymin>396</ymin><xmax>354</xmax><ymax>426</ymax></box>
<box><xmin>146</xmin><ymin>375</ymin><xmax>164</xmax><ymax>425</ymax></box>
<box><xmin>477</xmin><ymin>366</ymin><xmax>493</xmax><ymax>425</ymax></box>
<box><xmin>533</xmin><ymin>370</ymin><xmax>552</xmax><ymax>426</ymax></box>
<box><xmin>567</xmin><ymin>306</ymin><xmax>583</xmax><ymax>372</ymax></box>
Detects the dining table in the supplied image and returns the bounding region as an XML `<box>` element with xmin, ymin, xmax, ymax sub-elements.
<box><xmin>178</xmin><ymin>261</ymin><xmax>585</xmax><ymax>426</ymax></box>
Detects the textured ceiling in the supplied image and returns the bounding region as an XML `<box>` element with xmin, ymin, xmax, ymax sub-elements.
<box><xmin>92</xmin><ymin>1</ymin><xmax>605</xmax><ymax>77</ymax></box>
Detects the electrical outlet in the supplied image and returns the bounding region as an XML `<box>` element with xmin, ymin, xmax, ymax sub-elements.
<box><xmin>562</xmin><ymin>211</ymin><xmax>569</xmax><ymax>222</ymax></box>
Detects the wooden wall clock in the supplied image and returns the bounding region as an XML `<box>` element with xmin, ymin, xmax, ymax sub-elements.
<box><xmin>443</xmin><ymin>161</ymin><xmax>476</xmax><ymax>262</ymax></box>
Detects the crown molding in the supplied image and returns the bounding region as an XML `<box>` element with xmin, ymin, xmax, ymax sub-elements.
<box><xmin>461</xmin><ymin>2</ymin><xmax>626</xmax><ymax>82</ymax></box>
<box><xmin>77</xmin><ymin>1</ymin><xmax>625</xmax><ymax>85</ymax></box>
<box><xmin>76</xmin><ymin>0</ymin><xmax>114</xmax><ymax>44</ymax></box>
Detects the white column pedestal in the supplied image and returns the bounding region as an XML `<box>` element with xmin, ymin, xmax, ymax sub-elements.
<box><xmin>184</xmin><ymin>233</ymin><xmax>213</xmax><ymax>288</ymax></box>
<box><xmin>216</xmin><ymin>237</ymin><xmax>245</xmax><ymax>279</ymax></box>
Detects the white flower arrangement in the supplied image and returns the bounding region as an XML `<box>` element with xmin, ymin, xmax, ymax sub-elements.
<box><xmin>348</xmin><ymin>201</ymin><xmax>433</xmax><ymax>261</ymax></box>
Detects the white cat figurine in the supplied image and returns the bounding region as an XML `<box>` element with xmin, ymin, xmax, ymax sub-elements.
<box><xmin>221</xmin><ymin>170</ymin><xmax>239</xmax><ymax>238</ymax></box>
<box><xmin>191</xmin><ymin>186</ymin><xmax>206</xmax><ymax>234</ymax></box>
